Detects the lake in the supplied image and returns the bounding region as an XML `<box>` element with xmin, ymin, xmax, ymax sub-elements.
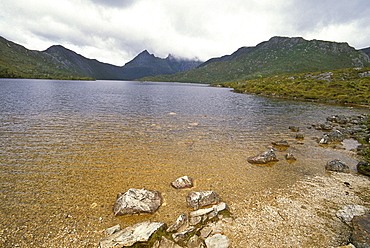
<box><xmin>0</xmin><ymin>78</ymin><xmax>369</xmax><ymax>247</ymax></box>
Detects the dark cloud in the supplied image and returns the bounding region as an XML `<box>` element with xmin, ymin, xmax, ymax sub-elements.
<box><xmin>88</xmin><ymin>0</ymin><xmax>136</xmax><ymax>8</ymax></box>
<box><xmin>286</xmin><ymin>0</ymin><xmax>370</xmax><ymax>32</ymax></box>
<box><xmin>1</xmin><ymin>0</ymin><xmax>369</xmax><ymax>65</ymax></box>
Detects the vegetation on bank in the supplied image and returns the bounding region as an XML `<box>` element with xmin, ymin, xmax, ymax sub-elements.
<box><xmin>212</xmin><ymin>67</ymin><xmax>370</xmax><ymax>106</ymax></box>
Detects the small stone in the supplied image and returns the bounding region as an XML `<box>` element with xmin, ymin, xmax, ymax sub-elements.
<box><xmin>187</xmin><ymin>191</ymin><xmax>221</xmax><ymax>210</ymax></box>
<box><xmin>247</xmin><ymin>149</ymin><xmax>279</xmax><ymax>164</ymax></box>
<box><xmin>285</xmin><ymin>153</ymin><xmax>297</xmax><ymax>161</ymax></box>
<box><xmin>289</xmin><ymin>126</ymin><xmax>300</xmax><ymax>132</ymax></box>
<box><xmin>272</xmin><ymin>139</ymin><xmax>290</xmax><ymax>147</ymax></box>
<box><xmin>99</xmin><ymin>221</ymin><xmax>166</xmax><ymax>248</ymax></box>
<box><xmin>295</xmin><ymin>133</ymin><xmax>304</xmax><ymax>140</ymax></box>
<box><xmin>153</xmin><ymin>236</ymin><xmax>182</xmax><ymax>248</ymax></box>
<box><xmin>113</xmin><ymin>188</ymin><xmax>162</xmax><ymax>216</ymax></box>
<box><xmin>200</xmin><ymin>226</ymin><xmax>213</xmax><ymax>239</ymax></box>
<box><xmin>190</xmin><ymin>208</ymin><xmax>214</xmax><ymax>218</ymax></box>
<box><xmin>205</xmin><ymin>234</ymin><xmax>230</xmax><ymax>248</ymax></box>
<box><xmin>172</xmin><ymin>227</ymin><xmax>195</xmax><ymax>243</ymax></box>
<box><xmin>336</xmin><ymin>205</ymin><xmax>368</xmax><ymax>222</ymax></box>
<box><xmin>325</xmin><ymin>159</ymin><xmax>350</xmax><ymax>173</ymax></box>
<box><xmin>189</xmin><ymin>216</ymin><xmax>202</xmax><ymax>226</ymax></box>
<box><xmin>187</xmin><ymin>235</ymin><xmax>205</xmax><ymax>248</ymax></box>
<box><xmin>166</xmin><ymin>214</ymin><xmax>188</xmax><ymax>233</ymax></box>
<box><xmin>171</xmin><ymin>176</ymin><xmax>194</xmax><ymax>189</ymax></box>
<box><xmin>104</xmin><ymin>224</ymin><xmax>121</xmax><ymax>236</ymax></box>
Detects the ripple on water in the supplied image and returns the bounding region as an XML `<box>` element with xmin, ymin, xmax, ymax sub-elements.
<box><xmin>0</xmin><ymin>79</ymin><xmax>369</xmax><ymax>247</ymax></box>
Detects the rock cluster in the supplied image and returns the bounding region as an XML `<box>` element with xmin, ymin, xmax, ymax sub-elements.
<box><xmin>314</xmin><ymin>115</ymin><xmax>370</xmax><ymax>177</ymax></box>
<box><xmin>316</xmin><ymin>114</ymin><xmax>369</xmax><ymax>144</ymax></box>
<box><xmin>99</xmin><ymin>177</ymin><xmax>232</xmax><ymax>248</ymax></box>
<box><xmin>335</xmin><ymin>205</ymin><xmax>370</xmax><ymax>247</ymax></box>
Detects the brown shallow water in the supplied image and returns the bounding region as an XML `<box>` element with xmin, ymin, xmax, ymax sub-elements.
<box><xmin>0</xmin><ymin>79</ymin><xmax>369</xmax><ymax>247</ymax></box>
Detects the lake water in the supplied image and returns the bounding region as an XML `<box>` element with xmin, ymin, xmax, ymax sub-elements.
<box><xmin>0</xmin><ymin>79</ymin><xmax>369</xmax><ymax>247</ymax></box>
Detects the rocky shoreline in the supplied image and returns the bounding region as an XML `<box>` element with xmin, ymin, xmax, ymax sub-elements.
<box><xmin>95</xmin><ymin>114</ymin><xmax>370</xmax><ymax>247</ymax></box>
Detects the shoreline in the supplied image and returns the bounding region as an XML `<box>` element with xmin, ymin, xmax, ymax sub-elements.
<box><xmin>222</xmin><ymin>171</ymin><xmax>370</xmax><ymax>247</ymax></box>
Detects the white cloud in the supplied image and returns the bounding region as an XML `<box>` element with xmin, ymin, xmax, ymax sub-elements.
<box><xmin>0</xmin><ymin>0</ymin><xmax>369</xmax><ymax>65</ymax></box>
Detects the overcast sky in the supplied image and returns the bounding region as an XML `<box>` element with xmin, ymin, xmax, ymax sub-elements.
<box><xmin>1</xmin><ymin>0</ymin><xmax>369</xmax><ymax>66</ymax></box>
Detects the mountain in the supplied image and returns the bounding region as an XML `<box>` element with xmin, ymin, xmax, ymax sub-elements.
<box><xmin>0</xmin><ymin>36</ymin><xmax>85</xmax><ymax>79</ymax></box>
<box><xmin>0</xmin><ymin>36</ymin><xmax>202</xmax><ymax>80</ymax></box>
<box><xmin>197</xmin><ymin>46</ymin><xmax>254</xmax><ymax>68</ymax></box>
<box><xmin>140</xmin><ymin>36</ymin><xmax>370</xmax><ymax>84</ymax></box>
<box><xmin>44</xmin><ymin>45</ymin><xmax>126</xmax><ymax>80</ymax></box>
<box><xmin>121</xmin><ymin>50</ymin><xmax>202</xmax><ymax>80</ymax></box>
<box><xmin>361</xmin><ymin>47</ymin><xmax>370</xmax><ymax>56</ymax></box>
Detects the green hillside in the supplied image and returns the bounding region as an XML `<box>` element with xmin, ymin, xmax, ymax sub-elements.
<box><xmin>0</xmin><ymin>37</ymin><xmax>90</xmax><ymax>79</ymax></box>
<box><xmin>214</xmin><ymin>67</ymin><xmax>370</xmax><ymax>106</ymax></box>
<box><xmin>139</xmin><ymin>37</ymin><xmax>370</xmax><ymax>84</ymax></box>
<box><xmin>0</xmin><ymin>36</ymin><xmax>201</xmax><ymax>80</ymax></box>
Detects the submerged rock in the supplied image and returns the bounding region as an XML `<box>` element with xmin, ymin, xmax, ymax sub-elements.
<box><xmin>289</xmin><ymin>126</ymin><xmax>300</xmax><ymax>132</ymax></box>
<box><xmin>313</xmin><ymin>122</ymin><xmax>334</xmax><ymax>131</ymax></box>
<box><xmin>351</xmin><ymin>214</ymin><xmax>370</xmax><ymax>248</ymax></box>
<box><xmin>171</xmin><ymin>176</ymin><xmax>194</xmax><ymax>189</ymax></box>
<box><xmin>325</xmin><ymin>159</ymin><xmax>350</xmax><ymax>173</ymax></box>
<box><xmin>247</xmin><ymin>149</ymin><xmax>279</xmax><ymax>164</ymax></box>
<box><xmin>295</xmin><ymin>133</ymin><xmax>305</xmax><ymax>140</ymax></box>
<box><xmin>187</xmin><ymin>191</ymin><xmax>221</xmax><ymax>210</ymax></box>
<box><xmin>99</xmin><ymin>221</ymin><xmax>166</xmax><ymax>248</ymax></box>
<box><xmin>113</xmin><ymin>188</ymin><xmax>162</xmax><ymax>216</ymax></box>
<box><xmin>285</xmin><ymin>153</ymin><xmax>297</xmax><ymax>161</ymax></box>
<box><xmin>272</xmin><ymin>139</ymin><xmax>290</xmax><ymax>147</ymax></box>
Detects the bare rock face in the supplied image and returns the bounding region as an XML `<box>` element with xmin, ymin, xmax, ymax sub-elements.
<box><xmin>99</xmin><ymin>221</ymin><xmax>166</xmax><ymax>248</ymax></box>
<box><xmin>171</xmin><ymin>176</ymin><xmax>194</xmax><ymax>189</ymax></box>
<box><xmin>247</xmin><ymin>149</ymin><xmax>279</xmax><ymax>164</ymax></box>
<box><xmin>113</xmin><ymin>188</ymin><xmax>162</xmax><ymax>216</ymax></box>
<box><xmin>187</xmin><ymin>191</ymin><xmax>221</xmax><ymax>210</ymax></box>
<box><xmin>325</xmin><ymin>159</ymin><xmax>350</xmax><ymax>173</ymax></box>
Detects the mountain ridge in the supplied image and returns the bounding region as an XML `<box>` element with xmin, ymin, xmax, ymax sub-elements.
<box><xmin>0</xmin><ymin>36</ymin><xmax>202</xmax><ymax>80</ymax></box>
<box><xmin>1</xmin><ymin>36</ymin><xmax>369</xmax><ymax>82</ymax></box>
<box><xmin>141</xmin><ymin>36</ymin><xmax>370</xmax><ymax>83</ymax></box>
